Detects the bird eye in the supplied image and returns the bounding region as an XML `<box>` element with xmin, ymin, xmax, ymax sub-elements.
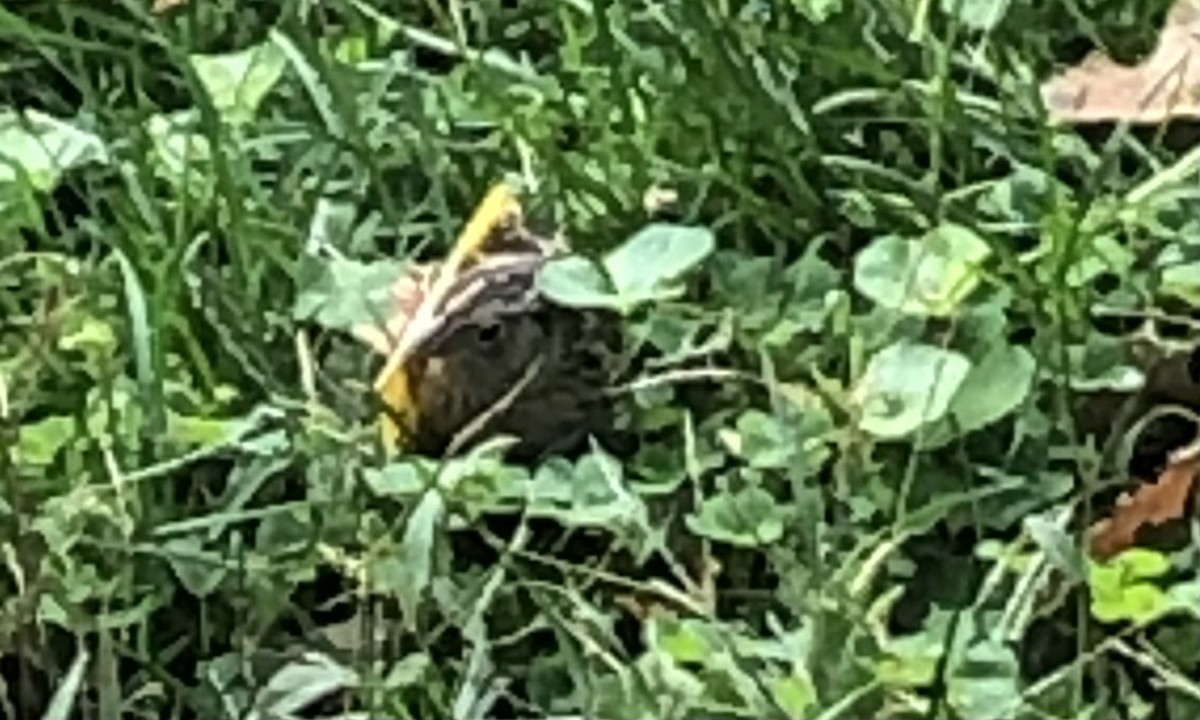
<box><xmin>475</xmin><ymin>321</ymin><xmax>503</xmax><ymax>345</ymax></box>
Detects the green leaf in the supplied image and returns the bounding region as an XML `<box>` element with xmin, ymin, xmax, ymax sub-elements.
<box><xmin>768</xmin><ymin>671</ymin><xmax>817</xmax><ymax>718</ymax></box>
<box><xmin>293</xmin><ymin>255</ymin><xmax>408</xmax><ymax>332</ymax></box>
<box><xmin>1111</xmin><ymin>547</ymin><xmax>1172</xmax><ymax>580</ymax></box>
<box><xmin>305</xmin><ymin>196</ymin><xmax>357</xmax><ymax>253</ymax></box>
<box><xmin>657</xmin><ymin>619</ymin><xmax>714</xmax><ymax>663</ymax></box>
<box><xmin>18</xmin><ymin>415</ymin><xmax>74</xmax><ymax>466</ymax></box>
<box><xmin>528</xmin><ymin>447</ymin><xmax>651</xmax><ymax>552</ymax></box>
<box><xmin>535</xmin><ymin>255</ymin><xmax>622</xmax><ymax>310</ymax></box>
<box><xmin>1024</xmin><ymin>514</ymin><xmax>1084</xmax><ymax>581</ymax></box>
<box><xmin>941</xmin><ymin>0</ymin><xmax>1011</xmax><ymax>31</ymax></box>
<box><xmin>165</xmin><ymin>412</ymin><xmax>254</xmax><ymax>449</ymax></box>
<box><xmin>384</xmin><ymin>653</ymin><xmax>431</xmax><ymax>688</ymax></box>
<box><xmin>1088</xmin><ymin>549</ymin><xmax>1174</xmax><ymax>624</ymax></box>
<box><xmin>877</xmin><ymin>631</ymin><xmax>943</xmax><ymax>687</ymax></box>
<box><xmin>947</xmin><ymin>344</ymin><xmax>1037</xmax><ymax>432</ymax></box>
<box><xmin>1168</xmin><ymin>580</ymin><xmax>1200</xmax><ymax>618</ymax></box>
<box><xmin>251</xmin><ymin>652</ymin><xmax>358</xmax><ymax>719</ymax></box>
<box><xmin>854</xmin><ymin>223</ymin><xmax>991</xmax><ymax>316</ymax></box>
<box><xmin>856</xmin><ymin>341</ymin><xmax>972</xmax><ymax>438</ymax></box>
<box><xmin>947</xmin><ymin>637</ymin><xmax>1020</xmax><ymax>720</ymax></box>
<box><xmin>686</xmin><ymin>486</ymin><xmax>787</xmax><ymax>547</ymax></box>
<box><xmin>363</xmin><ymin>461</ymin><xmax>427</xmax><ymax>498</ymax></box>
<box><xmin>162</xmin><ymin>536</ymin><xmax>226</xmax><ymax>597</ymax></box>
<box><xmin>58</xmin><ymin>315</ymin><xmax>117</xmax><ymax>355</ymax></box>
<box><xmin>1091</xmin><ymin>582</ymin><xmax>1171</xmax><ymax>624</ymax></box>
<box><xmin>602</xmin><ymin>223</ymin><xmax>715</xmax><ymax>304</ymax></box>
<box><xmin>1158</xmin><ymin>239</ymin><xmax>1200</xmax><ymax>306</ymax></box>
<box><xmin>397</xmin><ymin>489</ymin><xmax>445</xmax><ymax>625</ymax></box>
<box><xmin>1066</xmin><ymin>339</ymin><xmax>1144</xmax><ymax>393</ymax></box>
<box><xmin>0</xmin><ymin>108</ymin><xmax>109</xmax><ymax>191</ymax></box>
<box><xmin>793</xmin><ymin>0</ymin><xmax>844</xmax><ymax>23</ymax></box>
<box><xmin>1066</xmin><ymin>233</ymin><xmax>1134</xmax><ymax>287</ymax></box>
<box><xmin>190</xmin><ymin>38</ymin><xmax>288</xmax><ymax>126</ymax></box>
<box><xmin>728</xmin><ymin>410</ymin><xmax>797</xmax><ymax>470</ymax></box>
<box><xmin>146</xmin><ymin>111</ymin><xmax>211</xmax><ymax>191</ymax></box>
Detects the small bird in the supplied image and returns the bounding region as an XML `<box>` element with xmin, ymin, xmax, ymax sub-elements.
<box><xmin>354</xmin><ymin>182</ymin><xmax>622</xmax><ymax>461</ymax></box>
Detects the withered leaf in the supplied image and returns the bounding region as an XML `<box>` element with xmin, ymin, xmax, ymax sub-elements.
<box><xmin>1041</xmin><ymin>0</ymin><xmax>1200</xmax><ymax>123</ymax></box>
<box><xmin>1089</xmin><ymin>436</ymin><xmax>1200</xmax><ymax>560</ymax></box>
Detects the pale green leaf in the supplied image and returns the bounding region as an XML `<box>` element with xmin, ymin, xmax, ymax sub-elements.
<box><xmin>854</xmin><ymin>223</ymin><xmax>991</xmax><ymax>316</ymax></box>
<box><xmin>0</xmin><ymin>108</ymin><xmax>109</xmax><ymax>190</ymax></box>
<box><xmin>18</xmin><ymin>415</ymin><xmax>74</xmax><ymax>466</ymax></box>
<box><xmin>603</xmin><ymin>223</ymin><xmax>715</xmax><ymax>303</ymax></box>
<box><xmin>948</xmin><ymin>344</ymin><xmax>1037</xmax><ymax>432</ymax></box>
<box><xmin>535</xmin><ymin>255</ymin><xmax>622</xmax><ymax>310</ymax></box>
<box><xmin>686</xmin><ymin>486</ymin><xmax>787</xmax><ymax>547</ymax></box>
<box><xmin>292</xmin><ymin>255</ymin><xmax>408</xmax><ymax>331</ymax></box>
<box><xmin>190</xmin><ymin>38</ymin><xmax>288</xmax><ymax>125</ymax></box>
<box><xmin>856</xmin><ymin>341</ymin><xmax>972</xmax><ymax>438</ymax></box>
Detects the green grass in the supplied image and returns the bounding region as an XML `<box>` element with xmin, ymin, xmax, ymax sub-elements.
<box><xmin>2</xmin><ymin>1</ymin><xmax>1198</xmax><ymax>718</ymax></box>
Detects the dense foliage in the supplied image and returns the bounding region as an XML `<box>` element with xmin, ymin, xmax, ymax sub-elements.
<box><xmin>1</xmin><ymin>1</ymin><xmax>1197</xmax><ymax>718</ymax></box>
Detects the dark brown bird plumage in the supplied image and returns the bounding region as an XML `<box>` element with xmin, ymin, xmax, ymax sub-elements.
<box><xmin>406</xmin><ymin>261</ymin><xmax>622</xmax><ymax>460</ymax></box>
<box><xmin>366</xmin><ymin>185</ymin><xmax>623</xmax><ymax>461</ymax></box>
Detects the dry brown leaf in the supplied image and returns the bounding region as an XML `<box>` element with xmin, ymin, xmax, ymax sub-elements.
<box><xmin>1041</xmin><ymin>0</ymin><xmax>1200</xmax><ymax>123</ymax></box>
<box><xmin>1089</xmin><ymin>435</ymin><xmax>1200</xmax><ymax>559</ymax></box>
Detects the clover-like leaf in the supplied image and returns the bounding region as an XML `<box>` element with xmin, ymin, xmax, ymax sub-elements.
<box><xmin>18</xmin><ymin>415</ymin><xmax>74</xmax><ymax>466</ymax></box>
<box><xmin>1090</xmin><ymin>580</ymin><xmax>1172</xmax><ymax>624</ymax></box>
<box><xmin>0</xmin><ymin>109</ymin><xmax>109</xmax><ymax>191</ymax></box>
<box><xmin>535</xmin><ymin>255</ymin><xmax>622</xmax><ymax>310</ymax></box>
<box><xmin>686</xmin><ymin>486</ymin><xmax>787</xmax><ymax>547</ymax></box>
<box><xmin>947</xmin><ymin>344</ymin><xmax>1037</xmax><ymax>433</ymax></box>
<box><xmin>363</xmin><ymin>461</ymin><xmax>427</xmax><ymax>498</ymax></box>
<box><xmin>856</xmin><ymin>341</ymin><xmax>972</xmax><ymax>438</ymax></box>
<box><xmin>854</xmin><ymin>223</ymin><xmax>991</xmax><ymax>316</ymax></box>
<box><xmin>292</xmin><ymin>255</ymin><xmax>408</xmax><ymax>332</ymax></box>
<box><xmin>1088</xmin><ymin>548</ymin><xmax>1174</xmax><ymax>624</ymax></box>
<box><xmin>603</xmin><ymin>223</ymin><xmax>715</xmax><ymax>304</ymax></box>
<box><xmin>190</xmin><ymin>37</ymin><xmax>288</xmax><ymax>126</ymax></box>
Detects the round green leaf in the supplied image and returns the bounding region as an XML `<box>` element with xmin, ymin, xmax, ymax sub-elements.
<box><xmin>602</xmin><ymin>223</ymin><xmax>715</xmax><ymax>303</ymax></box>
<box><xmin>1091</xmin><ymin>582</ymin><xmax>1171</xmax><ymax>624</ymax></box>
<box><xmin>948</xmin><ymin>344</ymin><xmax>1037</xmax><ymax>433</ymax></box>
<box><xmin>685</xmin><ymin>486</ymin><xmax>787</xmax><ymax>547</ymax></box>
<box><xmin>854</xmin><ymin>223</ymin><xmax>991</xmax><ymax>316</ymax></box>
<box><xmin>535</xmin><ymin>255</ymin><xmax>622</xmax><ymax>310</ymax></box>
<box><xmin>856</xmin><ymin>341</ymin><xmax>972</xmax><ymax>438</ymax></box>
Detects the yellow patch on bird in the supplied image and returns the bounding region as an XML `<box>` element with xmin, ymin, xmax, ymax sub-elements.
<box><xmin>442</xmin><ymin>181</ymin><xmax>523</xmax><ymax>276</ymax></box>
<box><xmin>378</xmin><ymin>363</ymin><xmax>417</xmax><ymax>449</ymax></box>
<box><xmin>375</xmin><ymin>181</ymin><xmax>523</xmax><ymax>451</ymax></box>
